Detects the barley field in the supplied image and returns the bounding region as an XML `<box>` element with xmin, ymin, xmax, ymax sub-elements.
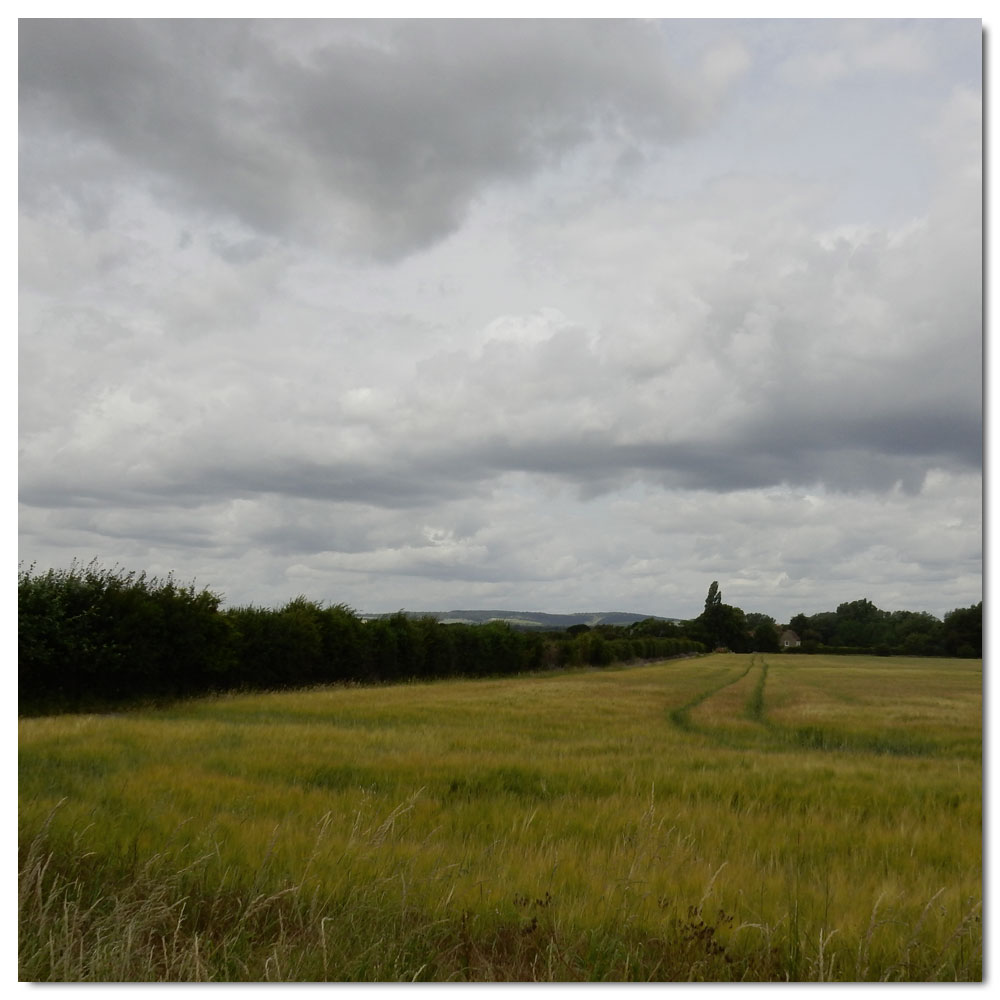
<box><xmin>18</xmin><ymin>653</ymin><xmax>982</xmax><ymax>982</ymax></box>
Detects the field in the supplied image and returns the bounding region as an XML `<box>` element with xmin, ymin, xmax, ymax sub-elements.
<box><xmin>18</xmin><ymin>653</ymin><xmax>982</xmax><ymax>982</ymax></box>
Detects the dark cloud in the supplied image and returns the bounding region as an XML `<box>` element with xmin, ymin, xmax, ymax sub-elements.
<box><xmin>19</xmin><ymin>19</ymin><xmax>734</xmax><ymax>259</ymax></box>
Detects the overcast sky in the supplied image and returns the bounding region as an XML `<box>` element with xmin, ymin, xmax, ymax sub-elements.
<box><xmin>18</xmin><ymin>18</ymin><xmax>983</xmax><ymax>622</ymax></box>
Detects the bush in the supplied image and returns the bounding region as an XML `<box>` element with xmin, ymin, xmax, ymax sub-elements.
<box><xmin>19</xmin><ymin>562</ymin><xmax>707</xmax><ymax>714</ymax></box>
<box><xmin>19</xmin><ymin>561</ymin><xmax>232</xmax><ymax>712</ymax></box>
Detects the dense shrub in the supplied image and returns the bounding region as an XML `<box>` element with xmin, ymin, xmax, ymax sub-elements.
<box><xmin>18</xmin><ymin>561</ymin><xmax>232</xmax><ymax>712</ymax></box>
<box><xmin>19</xmin><ymin>563</ymin><xmax>705</xmax><ymax>714</ymax></box>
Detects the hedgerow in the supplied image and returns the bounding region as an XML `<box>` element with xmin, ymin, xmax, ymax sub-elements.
<box><xmin>18</xmin><ymin>562</ymin><xmax>704</xmax><ymax>714</ymax></box>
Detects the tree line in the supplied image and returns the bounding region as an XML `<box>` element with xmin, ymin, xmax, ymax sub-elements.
<box><xmin>17</xmin><ymin>562</ymin><xmax>705</xmax><ymax>715</ymax></box>
<box><xmin>787</xmin><ymin>597</ymin><xmax>982</xmax><ymax>658</ymax></box>
<box><xmin>687</xmin><ymin>582</ymin><xmax>981</xmax><ymax>658</ymax></box>
<box><xmin>18</xmin><ymin>563</ymin><xmax>980</xmax><ymax>715</ymax></box>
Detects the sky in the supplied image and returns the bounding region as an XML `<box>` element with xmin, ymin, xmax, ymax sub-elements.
<box><xmin>17</xmin><ymin>17</ymin><xmax>983</xmax><ymax>623</ymax></box>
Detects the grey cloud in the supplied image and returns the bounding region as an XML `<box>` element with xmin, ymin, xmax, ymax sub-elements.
<box><xmin>20</xmin><ymin>312</ymin><xmax>979</xmax><ymax>518</ymax></box>
<box><xmin>442</xmin><ymin>435</ymin><xmax>958</xmax><ymax>498</ymax></box>
<box><xmin>18</xmin><ymin>466</ymin><xmax>980</xmax><ymax>619</ymax></box>
<box><xmin>243</xmin><ymin>508</ymin><xmax>390</xmax><ymax>558</ymax></box>
<box><xmin>20</xmin><ymin>19</ymin><xmax>735</xmax><ymax>259</ymax></box>
<box><xmin>18</xmin><ymin>458</ymin><xmax>471</xmax><ymax>512</ymax></box>
<box><xmin>209</xmin><ymin>235</ymin><xmax>273</xmax><ymax>264</ymax></box>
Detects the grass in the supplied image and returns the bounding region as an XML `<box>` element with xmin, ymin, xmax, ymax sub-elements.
<box><xmin>18</xmin><ymin>654</ymin><xmax>982</xmax><ymax>981</ymax></box>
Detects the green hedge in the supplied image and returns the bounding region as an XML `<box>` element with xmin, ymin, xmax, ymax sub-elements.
<box><xmin>18</xmin><ymin>563</ymin><xmax>704</xmax><ymax>714</ymax></box>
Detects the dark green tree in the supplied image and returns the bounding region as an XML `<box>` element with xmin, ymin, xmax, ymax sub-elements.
<box><xmin>830</xmin><ymin>599</ymin><xmax>889</xmax><ymax>648</ymax></box>
<box><xmin>886</xmin><ymin>610</ymin><xmax>943</xmax><ymax>656</ymax></box>
<box><xmin>628</xmin><ymin>617</ymin><xmax>683</xmax><ymax>639</ymax></box>
<box><xmin>750</xmin><ymin>620</ymin><xmax>780</xmax><ymax>653</ymax></box>
<box><xmin>941</xmin><ymin>602</ymin><xmax>982</xmax><ymax>657</ymax></box>
<box><xmin>697</xmin><ymin>582</ymin><xmax>749</xmax><ymax>651</ymax></box>
<box><xmin>788</xmin><ymin>612</ymin><xmax>811</xmax><ymax>634</ymax></box>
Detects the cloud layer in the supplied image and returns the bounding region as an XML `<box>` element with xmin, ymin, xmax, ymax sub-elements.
<box><xmin>19</xmin><ymin>19</ymin><xmax>982</xmax><ymax>621</ymax></box>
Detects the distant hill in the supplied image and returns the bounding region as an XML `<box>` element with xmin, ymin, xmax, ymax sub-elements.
<box><xmin>360</xmin><ymin>610</ymin><xmax>683</xmax><ymax>630</ymax></box>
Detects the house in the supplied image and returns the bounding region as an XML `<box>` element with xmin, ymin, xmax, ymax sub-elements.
<box><xmin>779</xmin><ymin>629</ymin><xmax>801</xmax><ymax>648</ymax></box>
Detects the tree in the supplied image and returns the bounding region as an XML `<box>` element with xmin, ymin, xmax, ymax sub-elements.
<box><xmin>886</xmin><ymin>610</ymin><xmax>942</xmax><ymax>656</ymax></box>
<box><xmin>629</xmin><ymin>617</ymin><xmax>682</xmax><ymax>639</ymax></box>
<box><xmin>750</xmin><ymin>621</ymin><xmax>779</xmax><ymax>653</ymax></box>
<box><xmin>789</xmin><ymin>612</ymin><xmax>811</xmax><ymax>634</ymax></box>
<box><xmin>836</xmin><ymin>598</ymin><xmax>882</xmax><ymax>622</ymax></box>
<box><xmin>714</xmin><ymin>604</ymin><xmax>750</xmax><ymax>652</ymax></box>
<box><xmin>941</xmin><ymin>602</ymin><xmax>982</xmax><ymax>657</ymax></box>
<box><xmin>697</xmin><ymin>583</ymin><xmax>749</xmax><ymax>651</ymax></box>
<box><xmin>830</xmin><ymin>599</ymin><xmax>889</xmax><ymax>648</ymax></box>
<box><xmin>798</xmin><ymin>611</ymin><xmax>839</xmax><ymax>645</ymax></box>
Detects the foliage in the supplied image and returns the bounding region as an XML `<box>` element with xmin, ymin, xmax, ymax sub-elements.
<box><xmin>787</xmin><ymin>600</ymin><xmax>980</xmax><ymax>658</ymax></box>
<box><xmin>18</xmin><ymin>563</ymin><xmax>703</xmax><ymax>714</ymax></box>
<box><xmin>749</xmin><ymin>621</ymin><xmax>780</xmax><ymax>653</ymax></box>
<box><xmin>19</xmin><ymin>562</ymin><xmax>980</xmax><ymax>716</ymax></box>
<box><xmin>628</xmin><ymin>617</ymin><xmax>686</xmax><ymax>639</ymax></box>
<box><xmin>941</xmin><ymin>603</ymin><xmax>982</xmax><ymax>658</ymax></box>
<box><xmin>18</xmin><ymin>561</ymin><xmax>232</xmax><ymax>713</ymax></box>
<box><xmin>691</xmin><ymin>583</ymin><xmax>749</xmax><ymax>652</ymax></box>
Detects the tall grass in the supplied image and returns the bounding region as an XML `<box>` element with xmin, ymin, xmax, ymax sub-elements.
<box><xmin>19</xmin><ymin>655</ymin><xmax>982</xmax><ymax>981</ymax></box>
